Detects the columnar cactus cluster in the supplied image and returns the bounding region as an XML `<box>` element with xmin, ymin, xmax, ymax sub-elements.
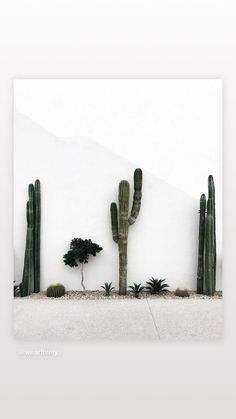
<box><xmin>197</xmin><ymin>194</ymin><xmax>206</xmax><ymax>294</ymax></box>
<box><xmin>110</xmin><ymin>169</ymin><xmax>143</xmax><ymax>295</ymax></box>
<box><xmin>197</xmin><ymin>175</ymin><xmax>216</xmax><ymax>296</ymax></box>
<box><xmin>20</xmin><ymin>180</ymin><xmax>41</xmax><ymax>297</ymax></box>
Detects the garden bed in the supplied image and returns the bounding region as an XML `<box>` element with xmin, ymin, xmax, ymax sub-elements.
<box><xmin>15</xmin><ymin>290</ymin><xmax>223</xmax><ymax>300</ymax></box>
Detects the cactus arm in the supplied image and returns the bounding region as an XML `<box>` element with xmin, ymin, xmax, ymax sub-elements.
<box><xmin>128</xmin><ymin>168</ymin><xmax>142</xmax><ymax>225</ymax></box>
<box><xmin>28</xmin><ymin>183</ymin><xmax>34</xmax><ymax>201</ymax></box>
<box><xmin>118</xmin><ymin>180</ymin><xmax>130</xmax><ymax>295</ymax></box>
<box><xmin>110</xmin><ymin>202</ymin><xmax>119</xmax><ymax>243</ymax></box>
<box><xmin>197</xmin><ymin>194</ymin><xmax>206</xmax><ymax>294</ymax></box>
<box><xmin>34</xmin><ymin>179</ymin><xmax>41</xmax><ymax>293</ymax></box>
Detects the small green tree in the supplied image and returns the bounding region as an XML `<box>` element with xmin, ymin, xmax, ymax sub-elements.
<box><xmin>63</xmin><ymin>238</ymin><xmax>103</xmax><ymax>291</ymax></box>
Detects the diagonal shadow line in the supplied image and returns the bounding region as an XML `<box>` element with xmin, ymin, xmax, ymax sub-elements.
<box><xmin>14</xmin><ymin>111</ymin><xmax>197</xmax><ymax>201</ymax></box>
<box><xmin>146</xmin><ymin>298</ymin><xmax>161</xmax><ymax>340</ymax></box>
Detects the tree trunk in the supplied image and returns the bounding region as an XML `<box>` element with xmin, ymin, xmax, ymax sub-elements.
<box><xmin>80</xmin><ymin>263</ymin><xmax>86</xmax><ymax>292</ymax></box>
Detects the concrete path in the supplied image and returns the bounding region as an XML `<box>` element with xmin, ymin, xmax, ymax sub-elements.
<box><xmin>13</xmin><ymin>298</ymin><xmax>223</xmax><ymax>341</ymax></box>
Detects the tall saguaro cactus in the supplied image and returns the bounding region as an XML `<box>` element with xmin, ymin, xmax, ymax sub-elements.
<box><xmin>20</xmin><ymin>179</ymin><xmax>41</xmax><ymax>297</ymax></box>
<box><xmin>197</xmin><ymin>194</ymin><xmax>206</xmax><ymax>294</ymax></box>
<box><xmin>110</xmin><ymin>169</ymin><xmax>143</xmax><ymax>295</ymax></box>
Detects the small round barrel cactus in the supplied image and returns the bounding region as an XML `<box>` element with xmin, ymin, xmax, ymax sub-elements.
<box><xmin>174</xmin><ymin>288</ymin><xmax>190</xmax><ymax>297</ymax></box>
<box><xmin>46</xmin><ymin>284</ymin><xmax>66</xmax><ymax>298</ymax></box>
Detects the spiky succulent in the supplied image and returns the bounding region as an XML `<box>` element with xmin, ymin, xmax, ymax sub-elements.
<box><xmin>46</xmin><ymin>283</ymin><xmax>66</xmax><ymax>298</ymax></box>
<box><xmin>101</xmin><ymin>282</ymin><xmax>115</xmax><ymax>296</ymax></box>
<box><xmin>146</xmin><ymin>277</ymin><xmax>169</xmax><ymax>295</ymax></box>
<box><xmin>14</xmin><ymin>281</ymin><xmax>20</xmax><ymax>297</ymax></box>
<box><xmin>128</xmin><ymin>282</ymin><xmax>145</xmax><ymax>298</ymax></box>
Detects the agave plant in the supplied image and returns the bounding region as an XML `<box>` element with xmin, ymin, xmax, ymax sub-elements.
<box><xmin>146</xmin><ymin>277</ymin><xmax>169</xmax><ymax>295</ymax></box>
<box><xmin>14</xmin><ymin>281</ymin><xmax>20</xmax><ymax>297</ymax></box>
<box><xmin>128</xmin><ymin>283</ymin><xmax>145</xmax><ymax>298</ymax></box>
<box><xmin>101</xmin><ymin>282</ymin><xmax>115</xmax><ymax>296</ymax></box>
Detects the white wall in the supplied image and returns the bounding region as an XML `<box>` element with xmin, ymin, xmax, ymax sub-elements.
<box><xmin>14</xmin><ymin>80</ymin><xmax>222</xmax><ymax>291</ymax></box>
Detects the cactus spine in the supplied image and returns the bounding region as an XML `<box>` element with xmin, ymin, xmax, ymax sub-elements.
<box><xmin>20</xmin><ymin>180</ymin><xmax>41</xmax><ymax>297</ymax></box>
<box><xmin>197</xmin><ymin>194</ymin><xmax>206</xmax><ymax>294</ymax></box>
<box><xmin>110</xmin><ymin>169</ymin><xmax>143</xmax><ymax>295</ymax></box>
<box><xmin>197</xmin><ymin>175</ymin><xmax>216</xmax><ymax>296</ymax></box>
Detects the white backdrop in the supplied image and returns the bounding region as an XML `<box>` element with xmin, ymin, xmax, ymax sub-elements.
<box><xmin>14</xmin><ymin>80</ymin><xmax>222</xmax><ymax>291</ymax></box>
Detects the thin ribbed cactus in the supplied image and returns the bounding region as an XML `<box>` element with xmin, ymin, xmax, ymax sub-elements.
<box><xmin>110</xmin><ymin>169</ymin><xmax>143</xmax><ymax>295</ymax></box>
<box><xmin>20</xmin><ymin>180</ymin><xmax>41</xmax><ymax>297</ymax></box>
<box><xmin>208</xmin><ymin>175</ymin><xmax>216</xmax><ymax>289</ymax></box>
<box><xmin>197</xmin><ymin>175</ymin><xmax>216</xmax><ymax>296</ymax></box>
<box><xmin>197</xmin><ymin>194</ymin><xmax>206</xmax><ymax>294</ymax></box>
<box><xmin>20</xmin><ymin>184</ymin><xmax>35</xmax><ymax>296</ymax></box>
<box><xmin>34</xmin><ymin>179</ymin><xmax>41</xmax><ymax>293</ymax></box>
<box><xmin>204</xmin><ymin>198</ymin><xmax>215</xmax><ymax>296</ymax></box>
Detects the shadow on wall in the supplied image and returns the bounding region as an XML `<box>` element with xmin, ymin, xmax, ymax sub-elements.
<box><xmin>14</xmin><ymin>112</ymin><xmax>222</xmax><ymax>291</ymax></box>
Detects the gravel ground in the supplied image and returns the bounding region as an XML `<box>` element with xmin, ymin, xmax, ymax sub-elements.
<box><xmin>13</xmin><ymin>297</ymin><xmax>223</xmax><ymax>340</ymax></box>
<box><xmin>15</xmin><ymin>290</ymin><xmax>223</xmax><ymax>300</ymax></box>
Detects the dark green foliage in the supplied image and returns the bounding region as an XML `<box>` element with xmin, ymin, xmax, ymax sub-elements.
<box><xmin>101</xmin><ymin>282</ymin><xmax>115</xmax><ymax>296</ymax></box>
<box><xmin>128</xmin><ymin>283</ymin><xmax>145</xmax><ymax>298</ymax></box>
<box><xmin>63</xmin><ymin>238</ymin><xmax>103</xmax><ymax>266</ymax></box>
<box><xmin>20</xmin><ymin>180</ymin><xmax>41</xmax><ymax>297</ymax></box>
<box><xmin>46</xmin><ymin>283</ymin><xmax>66</xmax><ymax>298</ymax></box>
<box><xmin>174</xmin><ymin>288</ymin><xmax>190</xmax><ymax>297</ymax></box>
<box><xmin>63</xmin><ymin>238</ymin><xmax>103</xmax><ymax>291</ymax></box>
<box><xmin>110</xmin><ymin>168</ymin><xmax>143</xmax><ymax>295</ymax></box>
<box><xmin>146</xmin><ymin>277</ymin><xmax>169</xmax><ymax>295</ymax></box>
<box><xmin>197</xmin><ymin>194</ymin><xmax>206</xmax><ymax>294</ymax></box>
